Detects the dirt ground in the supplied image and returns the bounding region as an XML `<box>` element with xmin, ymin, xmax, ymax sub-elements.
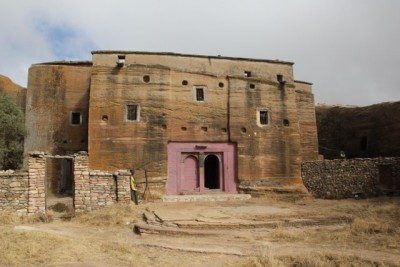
<box><xmin>1</xmin><ymin>195</ymin><xmax>400</xmax><ymax>267</ymax></box>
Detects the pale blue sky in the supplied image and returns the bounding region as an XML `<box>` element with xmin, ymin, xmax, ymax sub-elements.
<box><xmin>1</xmin><ymin>0</ymin><xmax>399</xmax><ymax>106</ymax></box>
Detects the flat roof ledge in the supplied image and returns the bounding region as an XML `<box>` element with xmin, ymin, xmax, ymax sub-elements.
<box><xmin>91</xmin><ymin>50</ymin><xmax>294</xmax><ymax>65</ymax></box>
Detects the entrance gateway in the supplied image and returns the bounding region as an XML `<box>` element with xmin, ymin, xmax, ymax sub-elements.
<box><xmin>166</xmin><ymin>142</ymin><xmax>237</xmax><ymax>195</ymax></box>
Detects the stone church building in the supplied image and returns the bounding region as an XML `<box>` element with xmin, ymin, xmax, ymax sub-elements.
<box><xmin>24</xmin><ymin>51</ymin><xmax>318</xmax><ymax>198</ymax></box>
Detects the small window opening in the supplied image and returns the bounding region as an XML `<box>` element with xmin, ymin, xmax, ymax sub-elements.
<box><xmin>360</xmin><ymin>136</ymin><xmax>368</xmax><ymax>152</ymax></box>
<box><xmin>182</xmin><ymin>80</ymin><xmax>188</xmax><ymax>86</ymax></box>
<box><xmin>126</xmin><ymin>104</ymin><xmax>138</xmax><ymax>121</ymax></box>
<box><xmin>244</xmin><ymin>71</ymin><xmax>252</xmax><ymax>77</ymax></box>
<box><xmin>259</xmin><ymin>110</ymin><xmax>270</xmax><ymax>125</ymax></box>
<box><xmin>277</xmin><ymin>74</ymin><xmax>286</xmax><ymax>90</ymax></box>
<box><xmin>181</xmin><ymin>126</ymin><xmax>187</xmax><ymax>131</ymax></box>
<box><xmin>117</xmin><ymin>55</ymin><xmax>125</xmax><ymax>67</ymax></box>
<box><xmin>249</xmin><ymin>83</ymin><xmax>255</xmax><ymax>89</ymax></box>
<box><xmin>161</xmin><ymin>124</ymin><xmax>167</xmax><ymax>130</ymax></box>
<box><xmin>102</xmin><ymin>115</ymin><xmax>108</xmax><ymax>121</ymax></box>
<box><xmin>196</xmin><ymin>88</ymin><xmax>204</xmax><ymax>101</ymax></box>
<box><xmin>283</xmin><ymin>119</ymin><xmax>290</xmax><ymax>127</ymax></box>
<box><xmin>201</xmin><ymin>127</ymin><xmax>208</xmax><ymax>132</ymax></box>
<box><xmin>218</xmin><ymin>82</ymin><xmax>224</xmax><ymax>88</ymax></box>
<box><xmin>143</xmin><ymin>75</ymin><xmax>150</xmax><ymax>83</ymax></box>
<box><xmin>63</xmin><ymin>140</ymin><xmax>68</xmax><ymax>144</ymax></box>
<box><xmin>241</xmin><ymin>127</ymin><xmax>247</xmax><ymax>133</ymax></box>
<box><xmin>71</xmin><ymin>112</ymin><xmax>81</xmax><ymax>125</ymax></box>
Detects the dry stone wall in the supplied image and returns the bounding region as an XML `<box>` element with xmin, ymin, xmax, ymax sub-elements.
<box><xmin>73</xmin><ymin>152</ymin><xmax>132</xmax><ymax>213</ymax></box>
<box><xmin>302</xmin><ymin>158</ymin><xmax>400</xmax><ymax>198</ymax></box>
<box><xmin>89</xmin><ymin>172</ymin><xmax>116</xmax><ymax>210</ymax></box>
<box><xmin>27</xmin><ymin>152</ymin><xmax>46</xmax><ymax>214</ymax></box>
<box><xmin>1</xmin><ymin>152</ymin><xmax>133</xmax><ymax>214</ymax></box>
<box><xmin>0</xmin><ymin>170</ymin><xmax>29</xmax><ymax>213</ymax></box>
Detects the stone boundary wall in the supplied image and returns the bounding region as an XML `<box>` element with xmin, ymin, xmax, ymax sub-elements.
<box><xmin>302</xmin><ymin>157</ymin><xmax>400</xmax><ymax>199</ymax></box>
<box><xmin>28</xmin><ymin>153</ymin><xmax>46</xmax><ymax>214</ymax></box>
<box><xmin>0</xmin><ymin>170</ymin><xmax>29</xmax><ymax>213</ymax></box>
<box><xmin>73</xmin><ymin>152</ymin><xmax>132</xmax><ymax>213</ymax></box>
<box><xmin>89</xmin><ymin>172</ymin><xmax>116</xmax><ymax>210</ymax></box>
<box><xmin>0</xmin><ymin>151</ymin><xmax>133</xmax><ymax>214</ymax></box>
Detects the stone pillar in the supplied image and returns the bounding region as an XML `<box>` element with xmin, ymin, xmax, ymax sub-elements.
<box><xmin>117</xmin><ymin>170</ymin><xmax>132</xmax><ymax>203</ymax></box>
<box><xmin>73</xmin><ymin>152</ymin><xmax>91</xmax><ymax>213</ymax></box>
<box><xmin>28</xmin><ymin>152</ymin><xmax>47</xmax><ymax>214</ymax></box>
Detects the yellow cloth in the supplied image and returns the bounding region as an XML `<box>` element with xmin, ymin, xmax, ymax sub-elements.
<box><xmin>130</xmin><ymin>176</ymin><xmax>137</xmax><ymax>191</ymax></box>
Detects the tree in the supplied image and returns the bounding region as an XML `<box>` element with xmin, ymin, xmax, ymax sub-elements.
<box><xmin>0</xmin><ymin>93</ymin><xmax>27</xmax><ymax>170</ymax></box>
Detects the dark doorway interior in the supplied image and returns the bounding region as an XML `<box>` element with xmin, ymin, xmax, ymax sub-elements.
<box><xmin>61</xmin><ymin>159</ymin><xmax>73</xmax><ymax>194</ymax></box>
<box><xmin>204</xmin><ymin>154</ymin><xmax>220</xmax><ymax>189</ymax></box>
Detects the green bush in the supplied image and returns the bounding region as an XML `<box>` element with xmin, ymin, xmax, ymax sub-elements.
<box><xmin>0</xmin><ymin>93</ymin><xmax>26</xmax><ymax>170</ymax></box>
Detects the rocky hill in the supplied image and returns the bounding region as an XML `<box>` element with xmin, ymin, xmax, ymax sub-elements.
<box><xmin>0</xmin><ymin>74</ymin><xmax>26</xmax><ymax>111</ymax></box>
<box><xmin>316</xmin><ymin>101</ymin><xmax>400</xmax><ymax>159</ymax></box>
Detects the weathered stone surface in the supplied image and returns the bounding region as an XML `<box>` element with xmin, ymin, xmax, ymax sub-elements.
<box><xmin>316</xmin><ymin>102</ymin><xmax>400</xmax><ymax>159</ymax></box>
<box><xmin>24</xmin><ymin>63</ymin><xmax>91</xmax><ymax>157</ymax></box>
<box><xmin>23</xmin><ymin>51</ymin><xmax>318</xmax><ymax>201</ymax></box>
<box><xmin>87</xmin><ymin>52</ymin><xmax>318</xmax><ymax>193</ymax></box>
<box><xmin>302</xmin><ymin>157</ymin><xmax>400</xmax><ymax>198</ymax></box>
<box><xmin>0</xmin><ymin>171</ymin><xmax>28</xmax><ymax>213</ymax></box>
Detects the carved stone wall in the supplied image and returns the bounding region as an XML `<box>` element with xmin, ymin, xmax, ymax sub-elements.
<box><xmin>316</xmin><ymin>102</ymin><xmax>400</xmax><ymax>159</ymax></box>
<box><xmin>25</xmin><ymin>52</ymin><xmax>318</xmax><ymax>196</ymax></box>
<box><xmin>88</xmin><ymin>52</ymin><xmax>317</xmax><ymax>193</ymax></box>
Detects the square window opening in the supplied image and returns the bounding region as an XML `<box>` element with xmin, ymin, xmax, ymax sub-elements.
<box><xmin>196</xmin><ymin>88</ymin><xmax>204</xmax><ymax>101</ymax></box>
<box><xmin>70</xmin><ymin>112</ymin><xmax>81</xmax><ymax>125</ymax></box>
<box><xmin>126</xmin><ymin>104</ymin><xmax>139</xmax><ymax>121</ymax></box>
<box><xmin>259</xmin><ymin>110</ymin><xmax>270</xmax><ymax>125</ymax></box>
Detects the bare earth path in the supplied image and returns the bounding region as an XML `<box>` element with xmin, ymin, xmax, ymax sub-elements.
<box><xmin>8</xmin><ymin>196</ymin><xmax>400</xmax><ymax>266</ymax></box>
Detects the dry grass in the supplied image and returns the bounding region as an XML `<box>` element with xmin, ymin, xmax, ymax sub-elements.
<box><xmin>0</xmin><ymin>210</ymin><xmax>45</xmax><ymax>225</ymax></box>
<box><xmin>0</xmin><ymin>227</ymin><xmax>88</xmax><ymax>266</ymax></box>
<box><xmin>268</xmin><ymin>197</ymin><xmax>400</xmax><ymax>255</ymax></box>
<box><xmin>1</xmin><ymin>197</ymin><xmax>399</xmax><ymax>266</ymax></box>
<box><xmin>240</xmin><ymin>251</ymin><xmax>397</xmax><ymax>267</ymax></box>
<box><xmin>72</xmin><ymin>202</ymin><xmax>142</xmax><ymax>227</ymax></box>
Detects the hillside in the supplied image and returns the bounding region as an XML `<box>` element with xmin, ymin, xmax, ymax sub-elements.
<box><xmin>0</xmin><ymin>74</ymin><xmax>26</xmax><ymax>111</ymax></box>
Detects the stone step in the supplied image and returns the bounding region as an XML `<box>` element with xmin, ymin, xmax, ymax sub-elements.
<box><xmin>134</xmin><ymin>215</ymin><xmax>352</xmax><ymax>236</ymax></box>
<box><xmin>162</xmin><ymin>194</ymin><xmax>251</xmax><ymax>202</ymax></box>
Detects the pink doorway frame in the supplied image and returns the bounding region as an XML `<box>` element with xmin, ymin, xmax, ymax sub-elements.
<box><xmin>166</xmin><ymin>142</ymin><xmax>237</xmax><ymax>195</ymax></box>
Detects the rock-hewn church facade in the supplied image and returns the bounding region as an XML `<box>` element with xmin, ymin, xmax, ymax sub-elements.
<box><xmin>24</xmin><ymin>51</ymin><xmax>318</xmax><ymax>197</ymax></box>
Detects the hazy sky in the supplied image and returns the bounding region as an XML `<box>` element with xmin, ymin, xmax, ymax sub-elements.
<box><xmin>1</xmin><ymin>0</ymin><xmax>399</xmax><ymax>106</ymax></box>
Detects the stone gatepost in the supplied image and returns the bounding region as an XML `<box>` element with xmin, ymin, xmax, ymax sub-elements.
<box><xmin>117</xmin><ymin>170</ymin><xmax>132</xmax><ymax>203</ymax></box>
<box><xmin>73</xmin><ymin>152</ymin><xmax>91</xmax><ymax>213</ymax></box>
<box><xmin>28</xmin><ymin>152</ymin><xmax>47</xmax><ymax>214</ymax></box>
